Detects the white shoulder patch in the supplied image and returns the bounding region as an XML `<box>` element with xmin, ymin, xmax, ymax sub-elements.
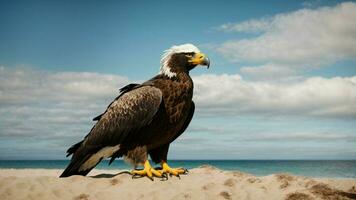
<box><xmin>159</xmin><ymin>43</ymin><xmax>200</xmax><ymax>78</ymax></box>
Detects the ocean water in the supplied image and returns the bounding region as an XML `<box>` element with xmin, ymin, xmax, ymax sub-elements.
<box><xmin>0</xmin><ymin>160</ymin><xmax>356</xmax><ymax>178</ymax></box>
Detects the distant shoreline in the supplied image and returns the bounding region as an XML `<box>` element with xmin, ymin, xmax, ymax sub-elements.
<box><xmin>1</xmin><ymin>160</ymin><xmax>355</xmax><ymax>179</ymax></box>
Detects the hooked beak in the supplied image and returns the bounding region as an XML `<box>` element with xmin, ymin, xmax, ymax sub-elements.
<box><xmin>201</xmin><ymin>56</ymin><xmax>210</xmax><ymax>69</ymax></box>
<box><xmin>188</xmin><ymin>52</ymin><xmax>210</xmax><ymax>69</ymax></box>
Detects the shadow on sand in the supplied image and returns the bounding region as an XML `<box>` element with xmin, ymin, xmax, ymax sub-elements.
<box><xmin>90</xmin><ymin>171</ymin><xmax>131</xmax><ymax>178</ymax></box>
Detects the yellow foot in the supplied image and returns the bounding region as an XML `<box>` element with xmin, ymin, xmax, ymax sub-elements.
<box><xmin>159</xmin><ymin>161</ymin><xmax>188</xmax><ymax>177</ymax></box>
<box><xmin>131</xmin><ymin>160</ymin><xmax>163</xmax><ymax>180</ymax></box>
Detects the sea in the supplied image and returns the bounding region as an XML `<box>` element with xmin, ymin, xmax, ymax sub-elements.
<box><xmin>1</xmin><ymin>160</ymin><xmax>356</xmax><ymax>178</ymax></box>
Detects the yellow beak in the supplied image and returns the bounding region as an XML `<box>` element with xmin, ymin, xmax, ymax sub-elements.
<box><xmin>188</xmin><ymin>52</ymin><xmax>210</xmax><ymax>68</ymax></box>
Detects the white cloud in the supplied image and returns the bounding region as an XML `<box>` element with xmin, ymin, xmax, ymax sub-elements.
<box><xmin>241</xmin><ymin>132</ymin><xmax>356</xmax><ymax>142</ymax></box>
<box><xmin>1</xmin><ymin>67</ymin><xmax>356</xmax><ymax>159</ymax></box>
<box><xmin>1</xmin><ymin>68</ymin><xmax>355</xmax><ymax>133</ymax></box>
<box><xmin>193</xmin><ymin>73</ymin><xmax>356</xmax><ymax>118</ymax></box>
<box><xmin>216</xmin><ymin>2</ymin><xmax>356</xmax><ymax>79</ymax></box>
<box><xmin>217</xmin><ymin>18</ymin><xmax>272</xmax><ymax>33</ymax></box>
<box><xmin>0</xmin><ymin>67</ymin><xmax>130</xmax><ymax>144</ymax></box>
<box><xmin>0</xmin><ymin>67</ymin><xmax>129</xmax><ymax>104</ymax></box>
<box><xmin>240</xmin><ymin>63</ymin><xmax>302</xmax><ymax>81</ymax></box>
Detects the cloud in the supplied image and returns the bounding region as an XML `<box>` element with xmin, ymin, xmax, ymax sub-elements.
<box><xmin>193</xmin><ymin>73</ymin><xmax>356</xmax><ymax>118</ymax></box>
<box><xmin>240</xmin><ymin>63</ymin><xmax>302</xmax><ymax>81</ymax></box>
<box><xmin>217</xmin><ymin>18</ymin><xmax>272</xmax><ymax>33</ymax></box>
<box><xmin>240</xmin><ymin>132</ymin><xmax>356</xmax><ymax>143</ymax></box>
<box><xmin>0</xmin><ymin>67</ymin><xmax>131</xmax><ymax>159</ymax></box>
<box><xmin>1</xmin><ymin>67</ymin><xmax>355</xmax><ymax>159</ymax></box>
<box><xmin>216</xmin><ymin>2</ymin><xmax>356</xmax><ymax>79</ymax></box>
<box><xmin>0</xmin><ymin>66</ymin><xmax>130</xmax><ymax>105</ymax></box>
<box><xmin>186</xmin><ymin>125</ymin><xmax>227</xmax><ymax>134</ymax></box>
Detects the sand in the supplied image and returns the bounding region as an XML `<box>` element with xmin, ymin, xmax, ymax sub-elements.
<box><xmin>1</xmin><ymin>165</ymin><xmax>356</xmax><ymax>200</ymax></box>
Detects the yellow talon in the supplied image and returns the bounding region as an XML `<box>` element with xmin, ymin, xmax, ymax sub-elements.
<box><xmin>131</xmin><ymin>160</ymin><xmax>162</xmax><ymax>180</ymax></box>
<box><xmin>160</xmin><ymin>161</ymin><xmax>187</xmax><ymax>176</ymax></box>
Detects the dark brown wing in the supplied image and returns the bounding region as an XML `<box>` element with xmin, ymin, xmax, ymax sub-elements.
<box><xmin>92</xmin><ymin>83</ymin><xmax>140</xmax><ymax>121</ymax></box>
<box><xmin>60</xmin><ymin>85</ymin><xmax>162</xmax><ymax>177</ymax></box>
<box><xmin>83</xmin><ymin>85</ymin><xmax>162</xmax><ymax>147</ymax></box>
<box><xmin>66</xmin><ymin>83</ymin><xmax>141</xmax><ymax>157</ymax></box>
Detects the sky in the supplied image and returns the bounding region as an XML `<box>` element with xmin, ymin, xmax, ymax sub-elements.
<box><xmin>0</xmin><ymin>0</ymin><xmax>356</xmax><ymax>160</ymax></box>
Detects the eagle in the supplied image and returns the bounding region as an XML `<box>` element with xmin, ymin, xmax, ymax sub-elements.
<box><xmin>60</xmin><ymin>44</ymin><xmax>210</xmax><ymax>179</ymax></box>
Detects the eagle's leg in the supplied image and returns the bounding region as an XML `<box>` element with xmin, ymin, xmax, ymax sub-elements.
<box><xmin>131</xmin><ymin>160</ymin><xmax>162</xmax><ymax>180</ymax></box>
<box><xmin>159</xmin><ymin>161</ymin><xmax>188</xmax><ymax>177</ymax></box>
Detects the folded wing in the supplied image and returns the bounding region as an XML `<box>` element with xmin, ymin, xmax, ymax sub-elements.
<box><xmin>60</xmin><ymin>85</ymin><xmax>162</xmax><ymax>177</ymax></box>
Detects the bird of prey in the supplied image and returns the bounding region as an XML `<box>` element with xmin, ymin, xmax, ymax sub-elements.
<box><xmin>60</xmin><ymin>44</ymin><xmax>210</xmax><ymax>179</ymax></box>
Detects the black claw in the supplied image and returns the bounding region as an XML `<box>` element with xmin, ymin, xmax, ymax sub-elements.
<box><xmin>163</xmin><ymin>173</ymin><xmax>169</xmax><ymax>180</ymax></box>
<box><xmin>160</xmin><ymin>174</ymin><xmax>168</xmax><ymax>181</ymax></box>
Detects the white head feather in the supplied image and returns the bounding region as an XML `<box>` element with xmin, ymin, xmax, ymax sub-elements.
<box><xmin>159</xmin><ymin>43</ymin><xmax>201</xmax><ymax>78</ymax></box>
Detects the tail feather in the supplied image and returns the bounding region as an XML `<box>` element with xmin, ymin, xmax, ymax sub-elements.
<box><xmin>61</xmin><ymin>140</ymin><xmax>93</xmax><ymax>177</ymax></box>
<box><xmin>61</xmin><ymin>143</ymin><xmax>121</xmax><ymax>178</ymax></box>
<box><xmin>59</xmin><ymin>155</ymin><xmax>97</xmax><ymax>178</ymax></box>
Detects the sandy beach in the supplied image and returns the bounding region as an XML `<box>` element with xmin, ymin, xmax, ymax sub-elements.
<box><xmin>1</xmin><ymin>166</ymin><xmax>356</xmax><ymax>200</ymax></box>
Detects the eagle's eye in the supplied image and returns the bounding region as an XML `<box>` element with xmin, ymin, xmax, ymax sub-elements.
<box><xmin>184</xmin><ymin>52</ymin><xmax>195</xmax><ymax>58</ymax></box>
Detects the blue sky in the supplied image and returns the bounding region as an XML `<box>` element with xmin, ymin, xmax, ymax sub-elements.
<box><xmin>1</xmin><ymin>0</ymin><xmax>356</xmax><ymax>160</ymax></box>
<box><xmin>2</xmin><ymin>0</ymin><xmax>354</xmax><ymax>78</ymax></box>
